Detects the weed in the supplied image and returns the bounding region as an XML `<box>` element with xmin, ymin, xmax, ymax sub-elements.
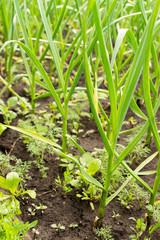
<box><xmin>51</xmin><ymin>223</ymin><xmax>65</xmax><ymax>231</ymax></box>
<box><xmin>0</xmin><ymin>151</ymin><xmax>32</xmax><ymax>181</ymax></box>
<box><xmin>55</xmin><ymin>174</ymin><xmax>73</xmax><ymax>194</ymax></box>
<box><xmin>92</xmin><ymin>148</ymin><xmax>126</xmax><ymax>194</ymax></box>
<box><xmin>67</xmin><ymin>134</ymin><xmax>79</xmax><ymax>151</ymax></box>
<box><xmin>28</xmin><ymin>203</ymin><xmax>47</xmax><ymax>216</ymax></box>
<box><xmin>118</xmin><ymin>185</ymin><xmax>136</xmax><ymax>209</ymax></box>
<box><xmin>129</xmin><ymin>117</ymin><xmax>137</xmax><ymax>127</ymax></box>
<box><xmin>32</xmin><ymin>228</ymin><xmax>40</xmax><ymax>235</ymax></box>
<box><xmin>18</xmin><ymin>113</ymin><xmax>61</xmax><ymax>178</ymax></box>
<box><xmin>146</xmin><ymin>203</ymin><xmax>160</xmax><ymax>235</ymax></box>
<box><xmin>132</xmin><ymin>183</ymin><xmax>150</xmax><ymax>209</ymax></box>
<box><xmin>56</xmin><ymin>151</ymin><xmax>102</xmax><ymax>209</ymax></box>
<box><xmin>112</xmin><ymin>211</ymin><xmax>120</xmax><ymax>219</ymax></box>
<box><xmin>0</xmin><ymin>172</ymin><xmax>37</xmax><ymax>239</ymax></box>
<box><xmin>67</xmin><ymin>91</ymin><xmax>89</xmax><ymax>135</ymax></box>
<box><xmin>117</xmin><ymin>178</ymin><xmax>150</xmax><ymax>210</ymax></box>
<box><xmin>147</xmin><ymin>203</ymin><xmax>160</xmax><ymax>223</ymax></box>
<box><xmin>124</xmin><ymin>130</ymin><xmax>150</xmax><ymax>164</ymax></box>
<box><xmin>95</xmin><ymin>225</ymin><xmax>114</xmax><ymax>240</ymax></box>
<box><xmin>129</xmin><ymin>217</ymin><xmax>146</xmax><ymax>240</ymax></box>
<box><xmin>0</xmin><ymin>98</ymin><xmax>17</xmax><ymax>125</ymax></box>
<box><xmin>76</xmin><ymin>185</ymin><xmax>102</xmax><ymax>210</ymax></box>
<box><xmin>69</xmin><ymin>223</ymin><xmax>78</xmax><ymax>228</ymax></box>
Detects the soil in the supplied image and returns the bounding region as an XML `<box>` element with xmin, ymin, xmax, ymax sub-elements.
<box><xmin>0</xmin><ymin>82</ymin><xmax>160</xmax><ymax>240</ymax></box>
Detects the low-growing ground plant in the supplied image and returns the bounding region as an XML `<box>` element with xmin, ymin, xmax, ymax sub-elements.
<box><xmin>146</xmin><ymin>202</ymin><xmax>160</xmax><ymax>235</ymax></box>
<box><xmin>28</xmin><ymin>203</ymin><xmax>47</xmax><ymax>216</ymax></box>
<box><xmin>118</xmin><ymin>183</ymin><xmax>136</xmax><ymax>209</ymax></box>
<box><xmin>51</xmin><ymin>223</ymin><xmax>65</xmax><ymax>236</ymax></box>
<box><xmin>67</xmin><ymin>90</ymin><xmax>89</xmax><ymax>135</ymax></box>
<box><xmin>18</xmin><ymin>113</ymin><xmax>61</xmax><ymax>178</ymax></box>
<box><xmin>0</xmin><ymin>151</ymin><xmax>32</xmax><ymax>181</ymax></box>
<box><xmin>0</xmin><ymin>172</ymin><xmax>37</xmax><ymax>239</ymax></box>
<box><xmin>112</xmin><ymin>211</ymin><xmax>120</xmax><ymax>219</ymax></box>
<box><xmin>129</xmin><ymin>217</ymin><xmax>147</xmax><ymax>240</ymax></box>
<box><xmin>124</xmin><ymin>129</ymin><xmax>150</xmax><ymax>165</ymax></box>
<box><xmin>95</xmin><ymin>225</ymin><xmax>114</xmax><ymax>240</ymax></box>
<box><xmin>55</xmin><ymin>172</ymin><xmax>73</xmax><ymax>195</ymax></box>
<box><xmin>56</xmin><ymin>145</ymin><xmax>150</xmax><ymax>211</ymax></box>
<box><xmin>132</xmin><ymin>183</ymin><xmax>150</xmax><ymax>209</ymax></box>
<box><xmin>56</xmin><ymin>151</ymin><xmax>102</xmax><ymax>209</ymax></box>
<box><xmin>0</xmin><ymin>97</ymin><xmax>18</xmax><ymax>125</ymax></box>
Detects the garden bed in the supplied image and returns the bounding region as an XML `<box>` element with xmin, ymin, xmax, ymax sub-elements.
<box><xmin>0</xmin><ymin>86</ymin><xmax>160</xmax><ymax>240</ymax></box>
<box><xmin>0</xmin><ymin>1</ymin><xmax>160</xmax><ymax>239</ymax></box>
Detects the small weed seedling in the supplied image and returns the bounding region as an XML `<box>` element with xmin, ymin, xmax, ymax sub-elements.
<box><xmin>51</xmin><ymin>223</ymin><xmax>65</xmax><ymax>231</ymax></box>
<box><xmin>112</xmin><ymin>211</ymin><xmax>120</xmax><ymax>219</ymax></box>
<box><xmin>129</xmin><ymin>117</ymin><xmax>137</xmax><ymax>127</ymax></box>
<box><xmin>28</xmin><ymin>203</ymin><xmax>47</xmax><ymax>216</ymax></box>
<box><xmin>129</xmin><ymin>217</ymin><xmax>146</xmax><ymax>240</ymax></box>
<box><xmin>32</xmin><ymin>228</ymin><xmax>40</xmax><ymax>236</ymax></box>
<box><xmin>124</xmin><ymin>130</ymin><xmax>150</xmax><ymax>165</ymax></box>
<box><xmin>69</xmin><ymin>223</ymin><xmax>78</xmax><ymax>228</ymax></box>
<box><xmin>18</xmin><ymin>113</ymin><xmax>62</xmax><ymax>178</ymax></box>
<box><xmin>76</xmin><ymin>185</ymin><xmax>102</xmax><ymax>211</ymax></box>
<box><xmin>95</xmin><ymin>225</ymin><xmax>114</xmax><ymax>240</ymax></box>
<box><xmin>68</xmin><ymin>91</ymin><xmax>89</xmax><ymax>135</ymax></box>
<box><xmin>117</xmin><ymin>181</ymin><xmax>136</xmax><ymax>209</ymax></box>
<box><xmin>0</xmin><ymin>97</ymin><xmax>18</xmax><ymax>124</ymax></box>
<box><xmin>57</xmin><ymin>152</ymin><xmax>102</xmax><ymax>209</ymax></box>
<box><xmin>146</xmin><ymin>202</ymin><xmax>160</xmax><ymax>235</ymax></box>
<box><xmin>0</xmin><ymin>172</ymin><xmax>37</xmax><ymax>239</ymax></box>
<box><xmin>132</xmin><ymin>183</ymin><xmax>150</xmax><ymax>209</ymax></box>
<box><xmin>0</xmin><ymin>150</ymin><xmax>32</xmax><ymax>181</ymax></box>
<box><xmin>55</xmin><ymin>171</ymin><xmax>73</xmax><ymax>195</ymax></box>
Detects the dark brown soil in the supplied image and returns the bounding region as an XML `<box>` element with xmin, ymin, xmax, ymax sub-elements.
<box><xmin>0</xmin><ymin>83</ymin><xmax>160</xmax><ymax>240</ymax></box>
